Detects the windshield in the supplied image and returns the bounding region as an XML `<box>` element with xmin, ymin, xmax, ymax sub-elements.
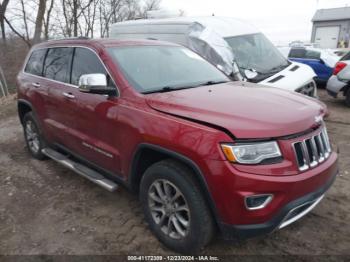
<box><xmin>225</xmin><ymin>33</ymin><xmax>290</xmax><ymax>81</ymax></box>
<box><xmin>108</xmin><ymin>46</ymin><xmax>229</xmax><ymax>93</ymax></box>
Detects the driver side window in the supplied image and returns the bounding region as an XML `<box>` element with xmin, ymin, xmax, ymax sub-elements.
<box><xmin>71</xmin><ymin>47</ymin><xmax>115</xmax><ymax>87</ymax></box>
<box><xmin>289</xmin><ymin>48</ymin><xmax>306</xmax><ymax>58</ymax></box>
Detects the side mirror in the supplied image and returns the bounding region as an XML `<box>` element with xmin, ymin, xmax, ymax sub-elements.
<box><xmin>244</xmin><ymin>69</ymin><xmax>258</xmax><ymax>80</ymax></box>
<box><xmin>78</xmin><ymin>73</ymin><xmax>117</xmax><ymax>96</ymax></box>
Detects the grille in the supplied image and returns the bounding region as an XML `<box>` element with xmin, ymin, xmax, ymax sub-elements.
<box><xmin>293</xmin><ymin>127</ymin><xmax>331</xmax><ymax>171</ymax></box>
<box><xmin>296</xmin><ymin>82</ymin><xmax>316</xmax><ymax>97</ymax></box>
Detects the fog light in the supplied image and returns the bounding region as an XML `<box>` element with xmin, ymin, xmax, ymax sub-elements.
<box><xmin>245</xmin><ymin>194</ymin><xmax>273</xmax><ymax>210</ymax></box>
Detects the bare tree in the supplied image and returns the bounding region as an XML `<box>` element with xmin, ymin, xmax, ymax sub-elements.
<box><xmin>4</xmin><ymin>0</ymin><xmax>162</xmax><ymax>42</ymax></box>
<box><xmin>82</xmin><ymin>0</ymin><xmax>99</xmax><ymax>37</ymax></box>
<box><xmin>4</xmin><ymin>0</ymin><xmax>32</xmax><ymax>47</ymax></box>
<box><xmin>0</xmin><ymin>0</ymin><xmax>10</xmax><ymax>42</ymax></box>
<box><xmin>60</xmin><ymin>0</ymin><xmax>94</xmax><ymax>37</ymax></box>
<box><xmin>33</xmin><ymin>0</ymin><xmax>46</xmax><ymax>43</ymax></box>
<box><xmin>97</xmin><ymin>0</ymin><xmax>161</xmax><ymax>38</ymax></box>
<box><xmin>20</xmin><ymin>0</ymin><xmax>30</xmax><ymax>41</ymax></box>
<box><xmin>143</xmin><ymin>0</ymin><xmax>160</xmax><ymax>14</ymax></box>
<box><xmin>99</xmin><ymin>0</ymin><xmax>124</xmax><ymax>37</ymax></box>
<box><xmin>43</xmin><ymin>0</ymin><xmax>54</xmax><ymax>40</ymax></box>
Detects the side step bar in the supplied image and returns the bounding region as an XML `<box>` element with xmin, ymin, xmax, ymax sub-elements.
<box><xmin>42</xmin><ymin>148</ymin><xmax>118</xmax><ymax>192</ymax></box>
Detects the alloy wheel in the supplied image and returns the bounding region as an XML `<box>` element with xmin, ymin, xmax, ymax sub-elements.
<box><xmin>148</xmin><ymin>179</ymin><xmax>191</xmax><ymax>240</ymax></box>
<box><xmin>25</xmin><ymin>120</ymin><xmax>40</xmax><ymax>154</ymax></box>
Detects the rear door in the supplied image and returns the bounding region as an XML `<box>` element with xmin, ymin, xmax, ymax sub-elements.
<box><xmin>289</xmin><ymin>48</ymin><xmax>328</xmax><ymax>80</ymax></box>
<box><xmin>304</xmin><ymin>49</ymin><xmax>332</xmax><ymax>81</ymax></box>
<box><xmin>41</xmin><ymin>47</ymin><xmax>76</xmax><ymax>144</ymax></box>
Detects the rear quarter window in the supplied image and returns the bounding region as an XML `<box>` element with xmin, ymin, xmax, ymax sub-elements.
<box><xmin>305</xmin><ymin>50</ymin><xmax>321</xmax><ymax>60</ymax></box>
<box><xmin>340</xmin><ymin>52</ymin><xmax>350</xmax><ymax>61</ymax></box>
<box><xmin>24</xmin><ymin>49</ymin><xmax>47</xmax><ymax>76</ymax></box>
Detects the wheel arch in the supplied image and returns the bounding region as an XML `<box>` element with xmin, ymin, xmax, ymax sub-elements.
<box><xmin>17</xmin><ymin>99</ymin><xmax>34</xmax><ymax>125</ymax></box>
<box><xmin>341</xmin><ymin>83</ymin><xmax>350</xmax><ymax>96</ymax></box>
<box><xmin>129</xmin><ymin>143</ymin><xmax>220</xmax><ymax>226</ymax></box>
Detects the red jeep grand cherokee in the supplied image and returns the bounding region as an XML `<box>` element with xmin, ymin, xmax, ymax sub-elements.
<box><xmin>17</xmin><ymin>38</ymin><xmax>338</xmax><ymax>253</ymax></box>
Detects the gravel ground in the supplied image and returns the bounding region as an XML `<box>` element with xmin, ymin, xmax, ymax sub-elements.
<box><xmin>0</xmin><ymin>90</ymin><xmax>349</xmax><ymax>257</ymax></box>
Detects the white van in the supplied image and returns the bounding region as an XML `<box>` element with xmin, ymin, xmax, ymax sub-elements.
<box><xmin>110</xmin><ymin>17</ymin><xmax>317</xmax><ymax>97</ymax></box>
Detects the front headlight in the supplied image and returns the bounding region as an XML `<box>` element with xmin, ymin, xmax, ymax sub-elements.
<box><xmin>221</xmin><ymin>141</ymin><xmax>281</xmax><ymax>164</ymax></box>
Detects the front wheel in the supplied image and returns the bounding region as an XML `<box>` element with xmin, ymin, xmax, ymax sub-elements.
<box><xmin>140</xmin><ymin>159</ymin><xmax>215</xmax><ymax>253</ymax></box>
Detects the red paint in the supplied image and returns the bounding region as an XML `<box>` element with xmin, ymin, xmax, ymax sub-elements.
<box><xmin>17</xmin><ymin>39</ymin><xmax>338</xmax><ymax>228</ymax></box>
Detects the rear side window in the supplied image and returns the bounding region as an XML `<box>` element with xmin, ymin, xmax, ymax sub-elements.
<box><xmin>43</xmin><ymin>47</ymin><xmax>74</xmax><ymax>83</ymax></box>
<box><xmin>25</xmin><ymin>49</ymin><xmax>47</xmax><ymax>76</ymax></box>
<box><xmin>340</xmin><ymin>52</ymin><xmax>350</xmax><ymax>61</ymax></box>
<box><xmin>289</xmin><ymin>48</ymin><xmax>306</xmax><ymax>58</ymax></box>
<box><xmin>305</xmin><ymin>50</ymin><xmax>321</xmax><ymax>60</ymax></box>
<box><xmin>71</xmin><ymin>47</ymin><xmax>115</xmax><ymax>87</ymax></box>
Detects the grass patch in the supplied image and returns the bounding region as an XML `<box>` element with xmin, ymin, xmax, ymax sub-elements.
<box><xmin>0</xmin><ymin>94</ymin><xmax>17</xmax><ymax>120</ymax></box>
<box><xmin>0</xmin><ymin>86</ymin><xmax>16</xmax><ymax>98</ymax></box>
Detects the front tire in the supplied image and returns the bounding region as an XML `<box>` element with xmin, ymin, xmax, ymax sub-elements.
<box><xmin>140</xmin><ymin>159</ymin><xmax>214</xmax><ymax>253</ymax></box>
<box><xmin>23</xmin><ymin>112</ymin><xmax>47</xmax><ymax>160</ymax></box>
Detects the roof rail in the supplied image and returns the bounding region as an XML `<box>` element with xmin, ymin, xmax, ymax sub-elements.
<box><xmin>48</xmin><ymin>36</ymin><xmax>90</xmax><ymax>41</ymax></box>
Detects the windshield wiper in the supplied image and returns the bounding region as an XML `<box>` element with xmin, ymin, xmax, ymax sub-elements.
<box><xmin>268</xmin><ymin>63</ymin><xmax>289</xmax><ymax>73</ymax></box>
<box><xmin>201</xmin><ymin>80</ymin><xmax>229</xmax><ymax>86</ymax></box>
<box><xmin>142</xmin><ymin>85</ymin><xmax>198</xmax><ymax>94</ymax></box>
<box><xmin>142</xmin><ymin>80</ymin><xmax>229</xmax><ymax>94</ymax></box>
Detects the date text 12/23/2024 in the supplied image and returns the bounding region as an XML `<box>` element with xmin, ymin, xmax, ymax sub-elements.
<box><xmin>127</xmin><ymin>256</ymin><xmax>219</xmax><ymax>261</ymax></box>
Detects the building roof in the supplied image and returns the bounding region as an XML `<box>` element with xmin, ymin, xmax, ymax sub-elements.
<box><xmin>312</xmin><ymin>7</ymin><xmax>350</xmax><ymax>22</ymax></box>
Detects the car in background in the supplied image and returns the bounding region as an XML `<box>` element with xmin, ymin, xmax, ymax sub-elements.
<box><xmin>288</xmin><ymin>41</ymin><xmax>320</xmax><ymax>48</ymax></box>
<box><xmin>326</xmin><ymin>51</ymin><xmax>350</xmax><ymax>107</ymax></box>
<box><xmin>111</xmin><ymin>17</ymin><xmax>318</xmax><ymax>97</ymax></box>
<box><xmin>279</xmin><ymin>46</ymin><xmax>339</xmax><ymax>86</ymax></box>
<box><xmin>330</xmin><ymin>49</ymin><xmax>350</xmax><ymax>58</ymax></box>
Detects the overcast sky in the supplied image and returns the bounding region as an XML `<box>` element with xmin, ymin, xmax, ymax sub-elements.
<box><xmin>160</xmin><ymin>0</ymin><xmax>350</xmax><ymax>45</ymax></box>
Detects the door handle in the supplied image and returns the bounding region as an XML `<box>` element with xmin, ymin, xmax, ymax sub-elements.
<box><xmin>62</xmin><ymin>92</ymin><xmax>75</xmax><ymax>99</ymax></box>
<box><xmin>32</xmin><ymin>82</ymin><xmax>41</xmax><ymax>88</ymax></box>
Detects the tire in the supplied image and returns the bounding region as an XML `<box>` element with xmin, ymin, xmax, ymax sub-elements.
<box><xmin>140</xmin><ymin>159</ymin><xmax>215</xmax><ymax>254</ymax></box>
<box><xmin>346</xmin><ymin>88</ymin><xmax>350</xmax><ymax>107</ymax></box>
<box><xmin>23</xmin><ymin>112</ymin><xmax>47</xmax><ymax>160</ymax></box>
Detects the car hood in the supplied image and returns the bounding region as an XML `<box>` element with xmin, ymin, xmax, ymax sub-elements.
<box><xmin>259</xmin><ymin>62</ymin><xmax>316</xmax><ymax>92</ymax></box>
<box><xmin>145</xmin><ymin>82</ymin><xmax>326</xmax><ymax>139</ymax></box>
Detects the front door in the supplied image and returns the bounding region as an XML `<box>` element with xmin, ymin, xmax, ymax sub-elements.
<box><xmin>63</xmin><ymin>47</ymin><xmax>122</xmax><ymax>175</ymax></box>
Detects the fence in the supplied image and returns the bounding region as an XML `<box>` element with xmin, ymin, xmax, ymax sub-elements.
<box><xmin>0</xmin><ymin>66</ymin><xmax>9</xmax><ymax>97</ymax></box>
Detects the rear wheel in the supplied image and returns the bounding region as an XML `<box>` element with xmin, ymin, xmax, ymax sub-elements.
<box><xmin>140</xmin><ymin>159</ymin><xmax>214</xmax><ymax>253</ymax></box>
<box><xmin>23</xmin><ymin>112</ymin><xmax>47</xmax><ymax>160</ymax></box>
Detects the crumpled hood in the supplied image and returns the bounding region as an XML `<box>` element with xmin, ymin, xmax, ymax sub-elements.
<box><xmin>259</xmin><ymin>62</ymin><xmax>316</xmax><ymax>92</ymax></box>
<box><xmin>146</xmin><ymin>82</ymin><xmax>326</xmax><ymax>139</ymax></box>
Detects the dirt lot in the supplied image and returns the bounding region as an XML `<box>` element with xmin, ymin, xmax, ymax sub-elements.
<box><xmin>0</xmin><ymin>90</ymin><xmax>349</xmax><ymax>257</ymax></box>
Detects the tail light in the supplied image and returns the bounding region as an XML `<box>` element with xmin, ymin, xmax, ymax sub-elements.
<box><xmin>333</xmin><ymin>62</ymin><xmax>347</xmax><ymax>75</ymax></box>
